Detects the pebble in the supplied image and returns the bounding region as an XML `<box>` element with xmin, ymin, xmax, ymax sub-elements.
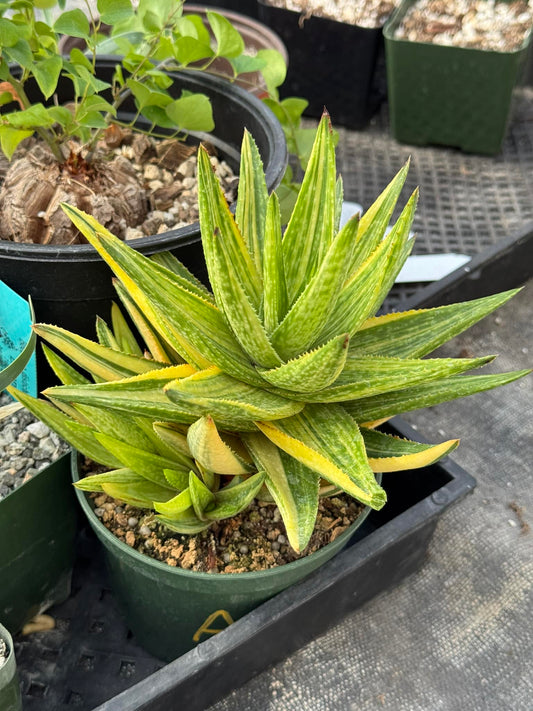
<box><xmin>128</xmin><ymin>517</ymin><xmax>139</xmax><ymax>528</ymax></box>
<box><xmin>222</xmin><ymin>552</ymin><xmax>232</xmax><ymax>563</ymax></box>
<box><xmin>26</xmin><ymin>421</ymin><xmax>50</xmax><ymax>439</ymax></box>
<box><xmin>139</xmin><ymin>525</ymin><xmax>152</xmax><ymax>537</ymax></box>
<box><xmin>143</xmin><ymin>164</ymin><xmax>160</xmax><ymax>181</ymax></box>
<box><xmin>239</xmin><ymin>545</ymin><xmax>249</xmax><ymax>554</ymax></box>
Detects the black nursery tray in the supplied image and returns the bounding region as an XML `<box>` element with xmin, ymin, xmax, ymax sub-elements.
<box><xmin>14</xmin><ymin>418</ymin><xmax>476</xmax><ymax>711</ymax></box>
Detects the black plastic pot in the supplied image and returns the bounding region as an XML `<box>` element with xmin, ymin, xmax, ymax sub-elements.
<box><xmin>257</xmin><ymin>1</ymin><xmax>386</xmax><ymax>128</ymax></box>
<box><xmin>191</xmin><ymin>0</ymin><xmax>260</xmax><ymax>19</ymax></box>
<box><xmin>0</xmin><ymin>453</ymin><xmax>78</xmax><ymax>634</ymax></box>
<box><xmin>0</xmin><ymin>623</ymin><xmax>22</xmax><ymax>711</ymax></box>
<box><xmin>0</xmin><ymin>58</ymin><xmax>287</xmax><ymax>344</ymax></box>
<box><xmin>13</xmin><ymin>418</ymin><xmax>476</xmax><ymax>710</ymax></box>
<box><xmin>72</xmin><ymin>454</ymin><xmax>376</xmax><ymax>661</ymax></box>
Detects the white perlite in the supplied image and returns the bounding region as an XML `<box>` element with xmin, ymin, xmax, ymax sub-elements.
<box><xmin>265</xmin><ymin>0</ymin><xmax>399</xmax><ymax>28</ymax></box>
<box><xmin>395</xmin><ymin>0</ymin><xmax>533</xmax><ymax>51</ymax></box>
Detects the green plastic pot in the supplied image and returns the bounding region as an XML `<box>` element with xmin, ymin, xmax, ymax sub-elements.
<box><xmin>72</xmin><ymin>452</ymin><xmax>376</xmax><ymax>661</ymax></box>
<box><xmin>0</xmin><ymin>623</ymin><xmax>22</xmax><ymax>711</ymax></box>
<box><xmin>0</xmin><ymin>453</ymin><xmax>78</xmax><ymax>633</ymax></box>
<box><xmin>384</xmin><ymin>0</ymin><xmax>532</xmax><ymax>154</ymax></box>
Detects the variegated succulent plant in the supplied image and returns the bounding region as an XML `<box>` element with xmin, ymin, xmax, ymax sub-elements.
<box><xmin>10</xmin><ymin>115</ymin><xmax>529</xmax><ymax>553</ymax></box>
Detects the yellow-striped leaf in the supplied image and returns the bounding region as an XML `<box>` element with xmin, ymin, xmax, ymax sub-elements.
<box><xmin>243</xmin><ymin>432</ymin><xmax>319</xmax><ymax>552</ymax></box>
<box><xmin>235</xmin><ymin>130</ymin><xmax>268</xmax><ymax>275</ymax></box>
<box><xmin>197</xmin><ymin>145</ymin><xmax>262</xmax><ymax>309</ymax></box>
<box><xmin>349</xmin><ymin>290</ymin><xmax>521</xmax><ymax>359</ymax></box>
<box><xmin>42</xmin><ymin>344</ymin><xmax>90</xmax><ymax>385</ymax></box>
<box><xmin>258</xmin><ymin>333</ymin><xmax>349</xmax><ymax>392</ymax></box>
<box><xmin>34</xmin><ymin>324</ymin><xmax>167</xmax><ymax>381</ymax></box>
<box><xmin>164</xmin><ymin>367</ymin><xmax>304</xmax><ymax>426</ymax></box>
<box><xmin>187</xmin><ymin>416</ymin><xmax>252</xmax><ymax>475</ymax></box>
<box><xmin>256</xmin><ymin>403</ymin><xmax>386</xmax><ymax>509</ymax></box>
<box><xmin>262</xmin><ymin>191</ymin><xmax>288</xmax><ymax>334</ymax></box>
<box><xmin>8</xmin><ymin>387</ymin><xmax>122</xmax><ymax>468</ymax></box>
<box><xmin>113</xmin><ymin>279</ymin><xmax>174</xmax><ymax>364</ymax></box>
<box><xmin>282</xmin><ymin>114</ymin><xmax>337</xmax><ymax>302</ymax></box>
<box><xmin>62</xmin><ymin>204</ymin><xmax>261</xmax><ymax>384</ymax></box>
<box><xmin>361</xmin><ymin>427</ymin><xmax>459</xmax><ymax>471</ymax></box>
<box><xmin>344</xmin><ymin>371</ymin><xmax>531</xmax><ymax>423</ymax></box>
<box><xmin>42</xmin><ymin>365</ymin><xmax>199</xmax><ymax>425</ymax></box>
<box><xmin>348</xmin><ymin>161</ymin><xmax>409</xmax><ymax>274</ymax></box>
<box><xmin>288</xmin><ymin>355</ymin><xmax>494</xmax><ymax>403</ymax></box>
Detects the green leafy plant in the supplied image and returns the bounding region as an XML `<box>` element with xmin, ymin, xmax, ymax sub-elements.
<box><xmin>9</xmin><ymin>116</ymin><xmax>529</xmax><ymax>554</ymax></box>
<box><xmin>0</xmin><ymin>0</ymin><xmax>274</xmax><ymax>157</ymax></box>
<box><xmin>0</xmin><ymin>0</ymin><xmax>310</xmax><ymax>240</ymax></box>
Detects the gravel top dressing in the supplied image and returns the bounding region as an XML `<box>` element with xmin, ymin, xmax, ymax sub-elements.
<box><xmin>264</xmin><ymin>0</ymin><xmax>399</xmax><ymax>28</ymax></box>
<box><xmin>394</xmin><ymin>0</ymin><xmax>533</xmax><ymax>51</ymax></box>
<box><xmin>90</xmin><ymin>486</ymin><xmax>364</xmax><ymax>573</ymax></box>
<box><xmin>0</xmin><ymin>394</ymin><xmax>69</xmax><ymax>501</ymax></box>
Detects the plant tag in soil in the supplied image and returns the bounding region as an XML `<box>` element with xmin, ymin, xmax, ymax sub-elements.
<box><xmin>0</xmin><ymin>280</ymin><xmax>37</xmax><ymax>396</ymax></box>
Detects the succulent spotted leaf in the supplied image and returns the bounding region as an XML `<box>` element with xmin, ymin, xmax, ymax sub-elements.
<box><xmin>13</xmin><ymin>115</ymin><xmax>529</xmax><ymax>555</ymax></box>
<box><xmin>361</xmin><ymin>427</ymin><xmax>459</xmax><ymax>471</ymax></box>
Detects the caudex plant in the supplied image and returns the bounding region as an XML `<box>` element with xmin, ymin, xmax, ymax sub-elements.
<box><xmin>10</xmin><ymin>115</ymin><xmax>530</xmax><ymax>555</ymax></box>
<box><xmin>0</xmin><ymin>0</ymin><xmax>310</xmax><ymax>243</ymax></box>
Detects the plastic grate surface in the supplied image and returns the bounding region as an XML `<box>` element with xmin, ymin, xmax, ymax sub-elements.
<box><xmin>14</xmin><ymin>531</ymin><xmax>165</xmax><ymax>711</ymax></box>
<box><xmin>336</xmin><ymin>88</ymin><xmax>533</xmax><ymax>311</ymax></box>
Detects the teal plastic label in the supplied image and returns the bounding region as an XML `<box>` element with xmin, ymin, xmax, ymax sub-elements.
<box><xmin>0</xmin><ymin>281</ymin><xmax>37</xmax><ymax>397</ymax></box>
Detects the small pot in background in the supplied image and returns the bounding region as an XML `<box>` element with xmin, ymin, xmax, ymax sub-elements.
<box><xmin>384</xmin><ymin>0</ymin><xmax>533</xmax><ymax>154</ymax></box>
<box><xmin>257</xmin><ymin>0</ymin><xmax>388</xmax><ymax>129</ymax></box>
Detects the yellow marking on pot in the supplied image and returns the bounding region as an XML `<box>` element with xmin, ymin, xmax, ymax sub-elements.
<box><xmin>193</xmin><ymin>610</ymin><xmax>234</xmax><ymax>642</ymax></box>
<box><xmin>368</xmin><ymin>439</ymin><xmax>459</xmax><ymax>472</ymax></box>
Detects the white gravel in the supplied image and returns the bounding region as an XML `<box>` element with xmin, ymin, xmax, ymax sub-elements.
<box><xmin>394</xmin><ymin>0</ymin><xmax>533</xmax><ymax>51</ymax></box>
<box><xmin>0</xmin><ymin>394</ymin><xmax>69</xmax><ymax>501</ymax></box>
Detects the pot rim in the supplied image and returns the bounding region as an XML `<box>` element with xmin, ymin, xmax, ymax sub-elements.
<box><xmin>0</xmin><ymin>57</ymin><xmax>287</xmax><ymax>258</ymax></box>
<box><xmin>71</xmin><ymin>449</ymin><xmax>377</xmax><ymax>581</ymax></box>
